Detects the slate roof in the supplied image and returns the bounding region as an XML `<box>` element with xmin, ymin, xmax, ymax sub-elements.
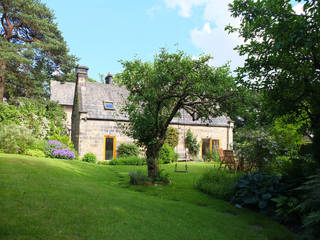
<box><xmin>50</xmin><ymin>80</ymin><xmax>231</xmax><ymax>127</ymax></box>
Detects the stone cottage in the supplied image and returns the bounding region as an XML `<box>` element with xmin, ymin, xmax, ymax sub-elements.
<box><xmin>50</xmin><ymin>66</ymin><xmax>234</xmax><ymax>161</ymax></box>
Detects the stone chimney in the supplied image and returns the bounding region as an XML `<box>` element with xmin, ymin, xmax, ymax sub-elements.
<box><xmin>76</xmin><ymin>65</ymin><xmax>89</xmax><ymax>86</ymax></box>
<box><xmin>105</xmin><ymin>72</ymin><xmax>112</xmax><ymax>84</ymax></box>
<box><xmin>72</xmin><ymin>65</ymin><xmax>89</xmax><ymax>153</ymax></box>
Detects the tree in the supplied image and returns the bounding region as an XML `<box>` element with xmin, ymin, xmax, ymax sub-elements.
<box><xmin>118</xmin><ymin>49</ymin><xmax>239</xmax><ymax>178</ymax></box>
<box><xmin>185</xmin><ymin>129</ymin><xmax>200</xmax><ymax>159</ymax></box>
<box><xmin>227</xmin><ymin>0</ymin><xmax>320</xmax><ymax>164</ymax></box>
<box><xmin>0</xmin><ymin>0</ymin><xmax>76</xmax><ymax>101</ymax></box>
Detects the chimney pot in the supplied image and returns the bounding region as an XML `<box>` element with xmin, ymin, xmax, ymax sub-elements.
<box><xmin>105</xmin><ymin>72</ymin><xmax>113</xmax><ymax>84</ymax></box>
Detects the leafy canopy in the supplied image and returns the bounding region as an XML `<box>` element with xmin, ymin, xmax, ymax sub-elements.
<box><xmin>227</xmin><ymin>0</ymin><xmax>320</xmax><ymax>161</ymax></box>
<box><xmin>0</xmin><ymin>0</ymin><xmax>76</xmax><ymax>100</ymax></box>
<box><xmin>117</xmin><ymin>49</ymin><xmax>239</xmax><ymax>177</ymax></box>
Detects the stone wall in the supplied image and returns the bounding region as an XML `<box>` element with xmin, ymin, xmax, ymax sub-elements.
<box><xmin>78</xmin><ymin>118</ymin><xmax>133</xmax><ymax>160</ymax></box>
<box><xmin>77</xmin><ymin>117</ymin><xmax>233</xmax><ymax>161</ymax></box>
<box><xmin>62</xmin><ymin>105</ymin><xmax>72</xmax><ymax>136</ymax></box>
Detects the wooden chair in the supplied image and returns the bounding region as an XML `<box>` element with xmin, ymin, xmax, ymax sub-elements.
<box><xmin>223</xmin><ymin>150</ymin><xmax>239</xmax><ymax>172</ymax></box>
<box><xmin>218</xmin><ymin>148</ymin><xmax>225</xmax><ymax>169</ymax></box>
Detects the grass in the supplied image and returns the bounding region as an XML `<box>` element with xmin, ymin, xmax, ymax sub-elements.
<box><xmin>0</xmin><ymin>154</ymin><xmax>294</xmax><ymax>240</ymax></box>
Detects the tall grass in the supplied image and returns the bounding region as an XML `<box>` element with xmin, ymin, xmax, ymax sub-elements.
<box><xmin>195</xmin><ymin>169</ymin><xmax>242</xmax><ymax>201</ymax></box>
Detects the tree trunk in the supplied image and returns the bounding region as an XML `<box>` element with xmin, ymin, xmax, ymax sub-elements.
<box><xmin>0</xmin><ymin>62</ymin><xmax>6</xmax><ymax>102</ymax></box>
<box><xmin>146</xmin><ymin>144</ymin><xmax>162</xmax><ymax>179</ymax></box>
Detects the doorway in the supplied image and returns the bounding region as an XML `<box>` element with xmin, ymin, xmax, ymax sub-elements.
<box><xmin>104</xmin><ymin>136</ymin><xmax>116</xmax><ymax>160</ymax></box>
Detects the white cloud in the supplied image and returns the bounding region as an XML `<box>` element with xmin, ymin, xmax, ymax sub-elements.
<box><xmin>165</xmin><ymin>0</ymin><xmax>207</xmax><ymax>18</ymax></box>
<box><xmin>165</xmin><ymin>0</ymin><xmax>244</xmax><ymax>70</ymax></box>
<box><xmin>293</xmin><ymin>3</ymin><xmax>304</xmax><ymax>15</ymax></box>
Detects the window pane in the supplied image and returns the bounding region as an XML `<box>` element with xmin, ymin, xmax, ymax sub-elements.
<box><xmin>104</xmin><ymin>102</ymin><xmax>114</xmax><ymax>110</ymax></box>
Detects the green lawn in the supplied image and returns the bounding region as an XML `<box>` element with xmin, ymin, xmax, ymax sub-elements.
<box><xmin>0</xmin><ymin>154</ymin><xmax>294</xmax><ymax>240</ymax></box>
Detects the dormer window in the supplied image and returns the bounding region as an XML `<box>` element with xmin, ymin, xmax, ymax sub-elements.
<box><xmin>104</xmin><ymin>101</ymin><xmax>115</xmax><ymax>110</ymax></box>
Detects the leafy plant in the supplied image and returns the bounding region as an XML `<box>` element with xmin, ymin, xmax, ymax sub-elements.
<box><xmin>233</xmin><ymin>128</ymin><xmax>277</xmax><ymax>172</ymax></box>
<box><xmin>203</xmin><ymin>149</ymin><xmax>220</xmax><ymax>162</ymax></box>
<box><xmin>46</xmin><ymin>140</ymin><xmax>76</xmax><ymax>160</ymax></box>
<box><xmin>82</xmin><ymin>153</ymin><xmax>97</xmax><ymax>164</ymax></box>
<box><xmin>185</xmin><ymin>129</ymin><xmax>200</xmax><ymax>159</ymax></box>
<box><xmin>271</xmin><ymin>196</ymin><xmax>300</xmax><ymax>224</ymax></box>
<box><xmin>25</xmin><ymin>149</ymin><xmax>46</xmax><ymax>158</ymax></box>
<box><xmin>109</xmin><ymin>156</ymin><xmax>146</xmax><ymax>165</ymax></box>
<box><xmin>0</xmin><ymin>123</ymin><xmax>35</xmax><ymax>154</ymax></box>
<box><xmin>129</xmin><ymin>170</ymin><xmax>151</xmax><ymax>185</ymax></box>
<box><xmin>158</xmin><ymin>143</ymin><xmax>178</xmax><ymax>164</ymax></box>
<box><xmin>153</xmin><ymin>169</ymin><xmax>170</xmax><ymax>184</ymax></box>
<box><xmin>297</xmin><ymin>171</ymin><xmax>320</xmax><ymax>240</ymax></box>
<box><xmin>117</xmin><ymin>143</ymin><xmax>140</xmax><ymax>158</ymax></box>
<box><xmin>164</xmin><ymin>127</ymin><xmax>179</xmax><ymax>148</ymax></box>
<box><xmin>232</xmin><ymin>173</ymin><xmax>284</xmax><ymax>211</ymax></box>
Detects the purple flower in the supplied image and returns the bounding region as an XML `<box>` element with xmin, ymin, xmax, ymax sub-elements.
<box><xmin>46</xmin><ymin>140</ymin><xmax>75</xmax><ymax>160</ymax></box>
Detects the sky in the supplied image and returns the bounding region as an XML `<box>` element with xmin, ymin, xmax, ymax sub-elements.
<box><xmin>43</xmin><ymin>0</ymin><xmax>303</xmax><ymax>81</ymax></box>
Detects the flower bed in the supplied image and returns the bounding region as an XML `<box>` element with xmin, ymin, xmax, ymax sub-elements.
<box><xmin>46</xmin><ymin>140</ymin><xmax>75</xmax><ymax>160</ymax></box>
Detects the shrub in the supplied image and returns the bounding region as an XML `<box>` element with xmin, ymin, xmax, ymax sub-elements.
<box><xmin>196</xmin><ymin>169</ymin><xmax>241</xmax><ymax>200</ymax></box>
<box><xmin>1</xmin><ymin>98</ymin><xmax>67</xmax><ymax>139</ymax></box>
<box><xmin>0</xmin><ymin>123</ymin><xmax>35</xmax><ymax>154</ymax></box>
<box><xmin>46</xmin><ymin>140</ymin><xmax>76</xmax><ymax>160</ymax></box>
<box><xmin>297</xmin><ymin>171</ymin><xmax>320</xmax><ymax>240</ymax></box>
<box><xmin>185</xmin><ymin>129</ymin><xmax>200</xmax><ymax>159</ymax></box>
<box><xmin>129</xmin><ymin>170</ymin><xmax>151</xmax><ymax>185</ymax></box>
<box><xmin>164</xmin><ymin>127</ymin><xmax>179</xmax><ymax>148</ymax></box>
<box><xmin>29</xmin><ymin>139</ymin><xmax>47</xmax><ymax>151</ymax></box>
<box><xmin>203</xmin><ymin>149</ymin><xmax>220</xmax><ymax>162</ymax></box>
<box><xmin>25</xmin><ymin>149</ymin><xmax>46</xmax><ymax>158</ymax></box>
<box><xmin>117</xmin><ymin>143</ymin><xmax>140</xmax><ymax>158</ymax></box>
<box><xmin>153</xmin><ymin>169</ymin><xmax>170</xmax><ymax>184</ymax></box>
<box><xmin>232</xmin><ymin>173</ymin><xmax>284</xmax><ymax>211</ymax></box>
<box><xmin>97</xmin><ymin>161</ymin><xmax>109</xmax><ymax>166</ymax></box>
<box><xmin>49</xmin><ymin>135</ymin><xmax>78</xmax><ymax>159</ymax></box>
<box><xmin>82</xmin><ymin>153</ymin><xmax>97</xmax><ymax>163</ymax></box>
<box><xmin>158</xmin><ymin>143</ymin><xmax>178</xmax><ymax>164</ymax></box>
<box><xmin>109</xmin><ymin>156</ymin><xmax>146</xmax><ymax>165</ymax></box>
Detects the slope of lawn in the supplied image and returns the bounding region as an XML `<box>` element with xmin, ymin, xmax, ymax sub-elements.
<box><xmin>0</xmin><ymin>154</ymin><xmax>294</xmax><ymax>240</ymax></box>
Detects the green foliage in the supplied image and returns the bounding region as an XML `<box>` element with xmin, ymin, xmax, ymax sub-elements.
<box><xmin>0</xmin><ymin>0</ymin><xmax>77</xmax><ymax>100</ymax></box>
<box><xmin>129</xmin><ymin>170</ymin><xmax>151</xmax><ymax>185</ymax></box>
<box><xmin>203</xmin><ymin>149</ymin><xmax>220</xmax><ymax>162</ymax></box>
<box><xmin>297</xmin><ymin>171</ymin><xmax>320</xmax><ymax>240</ymax></box>
<box><xmin>196</xmin><ymin>169</ymin><xmax>241</xmax><ymax>201</ymax></box>
<box><xmin>164</xmin><ymin>127</ymin><xmax>179</xmax><ymax>148</ymax></box>
<box><xmin>232</xmin><ymin>173</ymin><xmax>284</xmax><ymax>211</ymax></box>
<box><xmin>0</xmin><ymin>99</ymin><xmax>67</xmax><ymax>139</ymax></box>
<box><xmin>82</xmin><ymin>153</ymin><xmax>97</xmax><ymax>164</ymax></box>
<box><xmin>49</xmin><ymin>134</ymin><xmax>77</xmax><ymax>159</ymax></box>
<box><xmin>25</xmin><ymin>149</ymin><xmax>45</xmax><ymax>158</ymax></box>
<box><xmin>158</xmin><ymin>143</ymin><xmax>178</xmax><ymax>164</ymax></box>
<box><xmin>153</xmin><ymin>169</ymin><xmax>170</xmax><ymax>184</ymax></box>
<box><xmin>227</xmin><ymin>0</ymin><xmax>320</xmax><ymax>163</ymax></box>
<box><xmin>97</xmin><ymin>161</ymin><xmax>109</xmax><ymax>166</ymax></box>
<box><xmin>117</xmin><ymin>143</ymin><xmax>140</xmax><ymax>158</ymax></box>
<box><xmin>118</xmin><ymin>48</ymin><xmax>240</xmax><ymax>178</ymax></box>
<box><xmin>271</xmin><ymin>196</ymin><xmax>300</xmax><ymax>224</ymax></box>
<box><xmin>46</xmin><ymin>140</ymin><xmax>76</xmax><ymax>160</ymax></box>
<box><xmin>234</xmin><ymin>128</ymin><xmax>277</xmax><ymax>172</ymax></box>
<box><xmin>0</xmin><ymin>123</ymin><xmax>35</xmax><ymax>154</ymax></box>
<box><xmin>185</xmin><ymin>129</ymin><xmax>200</xmax><ymax>158</ymax></box>
<box><xmin>49</xmin><ymin>134</ymin><xmax>74</xmax><ymax>150</ymax></box>
<box><xmin>109</xmin><ymin>156</ymin><xmax>146</xmax><ymax>166</ymax></box>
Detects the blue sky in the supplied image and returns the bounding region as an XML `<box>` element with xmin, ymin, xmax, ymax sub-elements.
<box><xmin>43</xmin><ymin>0</ymin><xmax>303</xmax><ymax>81</ymax></box>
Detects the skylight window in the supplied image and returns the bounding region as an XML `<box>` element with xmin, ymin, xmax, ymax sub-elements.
<box><xmin>104</xmin><ymin>101</ymin><xmax>115</xmax><ymax>110</ymax></box>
